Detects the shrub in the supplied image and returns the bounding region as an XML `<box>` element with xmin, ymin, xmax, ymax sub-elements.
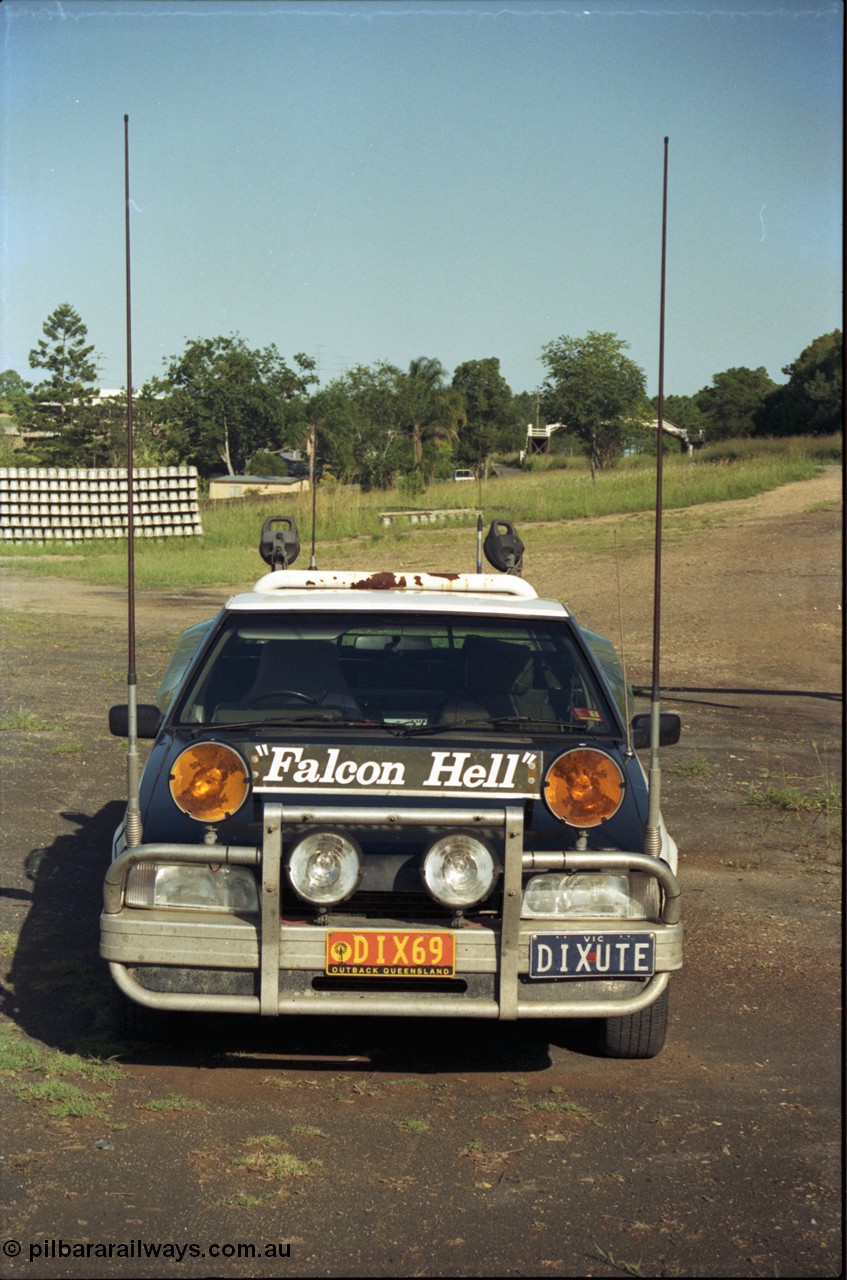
<box><xmin>247</xmin><ymin>451</ymin><xmax>288</xmax><ymax>477</ymax></box>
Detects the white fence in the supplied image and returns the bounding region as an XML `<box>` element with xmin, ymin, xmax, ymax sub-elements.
<box><xmin>0</xmin><ymin>467</ymin><xmax>203</xmax><ymax>543</ymax></box>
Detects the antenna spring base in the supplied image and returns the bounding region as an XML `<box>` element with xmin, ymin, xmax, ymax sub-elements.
<box><xmin>643</xmin><ymin>826</ymin><xmax>662</xmax><ymax>858</ymax></box>
<box><xmin>124</xmin><ymin>806</ymin><xmax>143</xmax><ymax>849</ymax></box>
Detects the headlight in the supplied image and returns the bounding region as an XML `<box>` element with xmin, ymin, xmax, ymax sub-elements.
<box><xmin>522</xmin><ymin>871</ymin><xmax>659</xmax><ymax>920</ymax></box>
<box><xmin>543</xmin><ymin>748</ymin><xmax>625</xmax><ymax>827</ymax></box>
<box><xmin>126</xmin><ymin>862</ymin><xmax>259</xmax><ymax>914</ymax></box>
<box><xmin>287</xmin><ymin>831</ymin><xmax>361</xmax><ymax>905</ymax></box>
<box><xmin>169</xmin><ymin>742</ymin><xmax>251</xmax><ymax>823</ymax></box>
<box><xmin>422</xmin><ymin>834</ymin><xmax>496</xmax><ymax>908</ymax></box>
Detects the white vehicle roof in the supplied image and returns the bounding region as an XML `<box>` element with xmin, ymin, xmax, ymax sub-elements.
<box><xmin>226</xmin><ymin>570</ymin><xmax>570</xmax><ymax>620</ymax></box>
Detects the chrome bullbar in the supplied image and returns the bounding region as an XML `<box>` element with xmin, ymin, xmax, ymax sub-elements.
<box><xmin>102</xmin><ymin>802</ymin><xmax>682</xmax><ymax>1020</ymax></box>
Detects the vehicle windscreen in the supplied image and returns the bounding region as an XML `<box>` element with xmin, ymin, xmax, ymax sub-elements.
<box><xmin>172</xmin><ymin>612</ymin><xmax>620</xmax><ymax>735</ymax></box>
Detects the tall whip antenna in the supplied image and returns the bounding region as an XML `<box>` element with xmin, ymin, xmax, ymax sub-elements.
<box><xmin>308</xmin><ymin>414</ymin><xmax>318</xmax><ymax>570</ymax></box>
<box><xmin>644</xmin><ymin>136</ymin><xmax>669</xmax><ymax>857</ymax></box>
<box><xmin>123</xmin><ymin>114</ymin><xmax>142</xmax><ymax>847</ymax></box>
<box><xmin>613</xmin><ymin>529</ymin><xmax>633</xmax><ymax>758</ymax></box>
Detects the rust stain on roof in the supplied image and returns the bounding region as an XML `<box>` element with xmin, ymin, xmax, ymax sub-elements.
<box><xmin>350</xmin><ymin>572</ymin><xmax>408</xmax><ymax>590</ymax></box>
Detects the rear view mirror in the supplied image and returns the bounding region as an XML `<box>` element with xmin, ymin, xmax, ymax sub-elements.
<box><xmin>630</xmin><ymin>712</ymin><xmax>681</xmax><ymax>750</ymax></box>
<box><xmin>109</xmin><ymin>704</ymin><xmax>162</xmax><ymax>739</ymax></box>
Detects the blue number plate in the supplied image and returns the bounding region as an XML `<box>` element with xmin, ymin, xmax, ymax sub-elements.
<box><xmin>529</xmin><ymin>932</ymin><xmax>655</xmax><ymax>978</ymax></box>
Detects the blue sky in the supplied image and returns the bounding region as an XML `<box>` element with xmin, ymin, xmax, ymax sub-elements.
<box><xmin>1</xmin><ymin>0</ymin><xmax>841</xmax><ymax>398</ymax></box>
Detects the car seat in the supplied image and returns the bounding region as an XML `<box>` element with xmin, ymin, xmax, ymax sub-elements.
<box><xmin>215</xmin><ymin>639</ymin><xmax>360</xmax><ymax>720</ymax></box>
<box><xmin>439</xmin><ymin>636</ymin><xmax>533</xmax><ymax>725</ymax></box>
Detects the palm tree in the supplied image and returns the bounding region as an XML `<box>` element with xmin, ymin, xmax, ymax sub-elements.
<box><xmin>399</xmin><ymin>357</ymin><xmax>459</xmax><ymax>474</ymax></box>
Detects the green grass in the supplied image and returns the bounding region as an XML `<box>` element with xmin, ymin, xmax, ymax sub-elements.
<box><xmin>395</xmin><ymin>1116</ymin><xmax>430</xmax><ymax>1132</ymax></box>
<box><xmin>737</xmin><ymin>748</ymin><xmax>842</xmax><ymax>868</ymax></box>
<box><xmin>0</xmin><ymin>612</ymin><xmax>74</xmax><ymax>641</ymax></box>
<box><xmin>0</xmin><ymin>1022</ymin><xmax>122</xmax><ymax>1084</ymax></box>
<box><xmin>13</xmin><ymin>1078</ymin><xmax>111</xmax><ymax>1117</ymax></box>
<box><xmin>673</xmin><ymin>755</ymin><xmax>716</xmax><ymax>778</ymax></box>
<box><xmin>743</xmin><ymin>779</ymin><xmax>841</xmax><ymax>815</ymax></box>
<box><xmin>0</xmin><ymin>1021</ymin><xmax>122</xmax><ymax>1118</ymax></box>
<box><xmin>0</xmin><ymin>436</ymin><xmax>837</xmax><ymax>591</ymax></box>
<box><xmin>697</xmin><ymin>434</ymin><xmax>842</xmax><ymax>464</ymax></box>
<box><xmin>138</xmin><ymin>1094</ymin><xmax>205</xmax><ymax>1112</ymax></box>
<box><xmin>743</xmin><ymin>747</ymin><xmax>842</xmax><ymax>818</ymax></box>
<box><xmin>0</xmin><ymin>708</ymin><xmax>48</xmax><ymax>731</ymax></box>
<box><xmin>261</xmin><ymin>1075</ymin><xmax>295</xmax><ymax>1090</ymax></box>
<box><xmin>531</xmin><ymin>1098</ymin><xmax>589</xmax><ymax>1115</ymax></box>
<box><xmin>231</xmin><ymin>1137</ymin><xmax>320</xmax><ymax>1182</ymax></box>
<box><xmin>594</xmin><ymin>1243</ymin><xmax>645</xmax><ymax>1277</ymax></box>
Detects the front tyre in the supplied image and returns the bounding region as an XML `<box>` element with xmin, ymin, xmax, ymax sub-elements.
<box><xmin>597</xmin><ymin>985</ymin><xmax>668</xmax><ymax>1059</ymax></box>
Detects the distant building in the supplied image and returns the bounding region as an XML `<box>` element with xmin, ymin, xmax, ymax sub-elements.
<box><xmin>641</xmin><ymin>420</ymin><xmax>706</xmax><ymax>453</ymax></box>
<box><xmin>208</xmin><ymin>474</ymin><xmax>309</xmax><ymax>501</ymax></box>
<box><xmin>525</xmin><ymin>421</ymin><xmax>566</xmax><ymax>455</ymax></box>
<box><xmin>525</xmin><ymin>418</ymin><xmax>704</xmax><ymax>456</ymax></box>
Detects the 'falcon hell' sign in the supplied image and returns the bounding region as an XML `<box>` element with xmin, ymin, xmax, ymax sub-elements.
<box><xmin>249</xmin><ymin>744</ymin><xmax>540</xmax><ymax>797</ymax></box>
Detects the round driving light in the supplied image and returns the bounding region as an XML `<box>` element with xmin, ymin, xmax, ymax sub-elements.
<box><xmin>287</xmin><ymin>831</ymin><xmax>361</xmax><ymax>905</ymax></box>
<box><xmin>169</xmin><ymin>742</ymin><xmax>251</xmax><ymax>823</ymax></box>
<box><xmin>543</xmin><ymin>748</ymin><xmax>625</xmax><ymax>827</ymax></box>
<box><xmin>422</xmin><ymin>834</ymin><xmax>496</xmax><ymax>908</ymax></box>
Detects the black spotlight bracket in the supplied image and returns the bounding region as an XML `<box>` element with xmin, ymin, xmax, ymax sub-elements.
<box><xmin>260</xmin><ymin>516</ymin><xmax>301</xmax><ymax>570</ymax></box>
<box><xmin>483</xmin><ymin>519</ymin><xmax>524</xmax><ymax>576</ymax></box>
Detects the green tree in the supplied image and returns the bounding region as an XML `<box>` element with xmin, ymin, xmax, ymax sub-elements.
<box><xmin>311</xmin><ymin>363</ymin><xmax>411</xmax><ymax>490</ymax></box>
<box><xmin>631</xmin><ymin>393</ymin><xmax>709</xmax><ymax>454</ymax></box>
<box><xmin>0</xmin><ymin>369</ymin><xmax>32</xmax><ymax>418</ymax></box>
<box><xmin>511</xmin><ymin>390</ymin><xmax>538</xmax><ymax>436</ymax></box>
<box><xmin>754</xmin><ymin>331</ymin><xmax>842</xmax><ymax>437</ymax></box>
<box><xmin>94</xmin><ymin>389</ymin><xmax>180</xmax><ymax>468</ymax></box>
<box><xmin>396</xmin><ymin>357</ymin><xmax>461</xmax><ymax>481</ymax></box>
<box><xmin>695</xmin><ymin>366</ymin><xmax>777</xmax><ymax>441</ymax></box>
<box><xmin>246</xmin><ymin>449</ymin><xmax>289</xmax><ymax>477</ymax></box>
<box><xmin>452</xmin><ymin>357</ymin><xmax>514</xmax><ymax>477</ymax></box>
<box><xmin>540</xmin><ymin>331</ymin><xmax>648</xmax><ymax>476</ymax></box>
<box><xmin>654</xmin><ymin>394</ymin><xmax>708</xmax><ymax>438</ymax></box>
<box><xmin>27</xmin><ymin>303</ymin><xmax>103</xmax><ymax>463</ymax></box>
<box><xmin>0</xmin><ymin>371</ymin><xmax>32</xmax><ymax>465</ymax></box>
<box><xmin>152</xmin><ymin>336</ymin><xmax>317</xmax><ymax>476</ymax></box>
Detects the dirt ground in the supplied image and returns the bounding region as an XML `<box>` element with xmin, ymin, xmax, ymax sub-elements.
<box><xmin>0</xmin><ymin>469</ymin><xmax>841</xmax><ymax>1279</ymax></box>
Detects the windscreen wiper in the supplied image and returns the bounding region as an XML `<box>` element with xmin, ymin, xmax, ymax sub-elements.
<box><xmin>400</xmin><ymin>716</ymin><xmax>534</xmax><ymax>736</ymax></box>
<box><xmin>400</xmin><ymin>716</ymin><xmax>594</xmax><ymax>737</ymax></box>
<box><xmin>187</xmin><ymin>714</ymin><xmax>379</xmax><ymax>736</ymax></box>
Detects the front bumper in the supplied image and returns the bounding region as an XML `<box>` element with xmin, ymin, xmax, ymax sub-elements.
<box><xmin>101</xmin><ymin>802</ymin><xmax>682</xmax><ymax>1020</ymax></box>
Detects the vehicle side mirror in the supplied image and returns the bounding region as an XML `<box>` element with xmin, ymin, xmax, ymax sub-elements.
<box><xmin>108</xmin><ymin>704</ymin><xmax>162</xmax><ymax>739</ymax></box>
<box><xmin>630</xmin><ymin>712</ymin><xmax>681</xmax><ymax>750</ymax></box>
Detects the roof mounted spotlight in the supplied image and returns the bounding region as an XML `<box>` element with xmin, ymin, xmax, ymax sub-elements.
<box><xmin>483</xmin><ymin>519</ymin><xmax>524</xmax><ymax>576</ymax></box>
<box><xmin>260</xmin><ymin>516</ymin><xmax>301</xmax><ymax>570</ymax></box>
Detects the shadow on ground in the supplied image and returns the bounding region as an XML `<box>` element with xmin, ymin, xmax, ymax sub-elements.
<box><xmin>2</xmin><ymin>802</ymin><xmax>604</xmax><ymax>1074</ymax></box>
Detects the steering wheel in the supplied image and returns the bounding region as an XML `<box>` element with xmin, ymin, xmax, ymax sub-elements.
<box><xmin>250</xmin><ymin>690</ymin><xmax>318</xmax><ymax>707</ymax></box>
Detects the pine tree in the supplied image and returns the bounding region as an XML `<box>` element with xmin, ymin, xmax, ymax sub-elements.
<box><xmin>28</xmin><ymin>303</ymin><xmax>102</xmax><ymax>463</ymax></box>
